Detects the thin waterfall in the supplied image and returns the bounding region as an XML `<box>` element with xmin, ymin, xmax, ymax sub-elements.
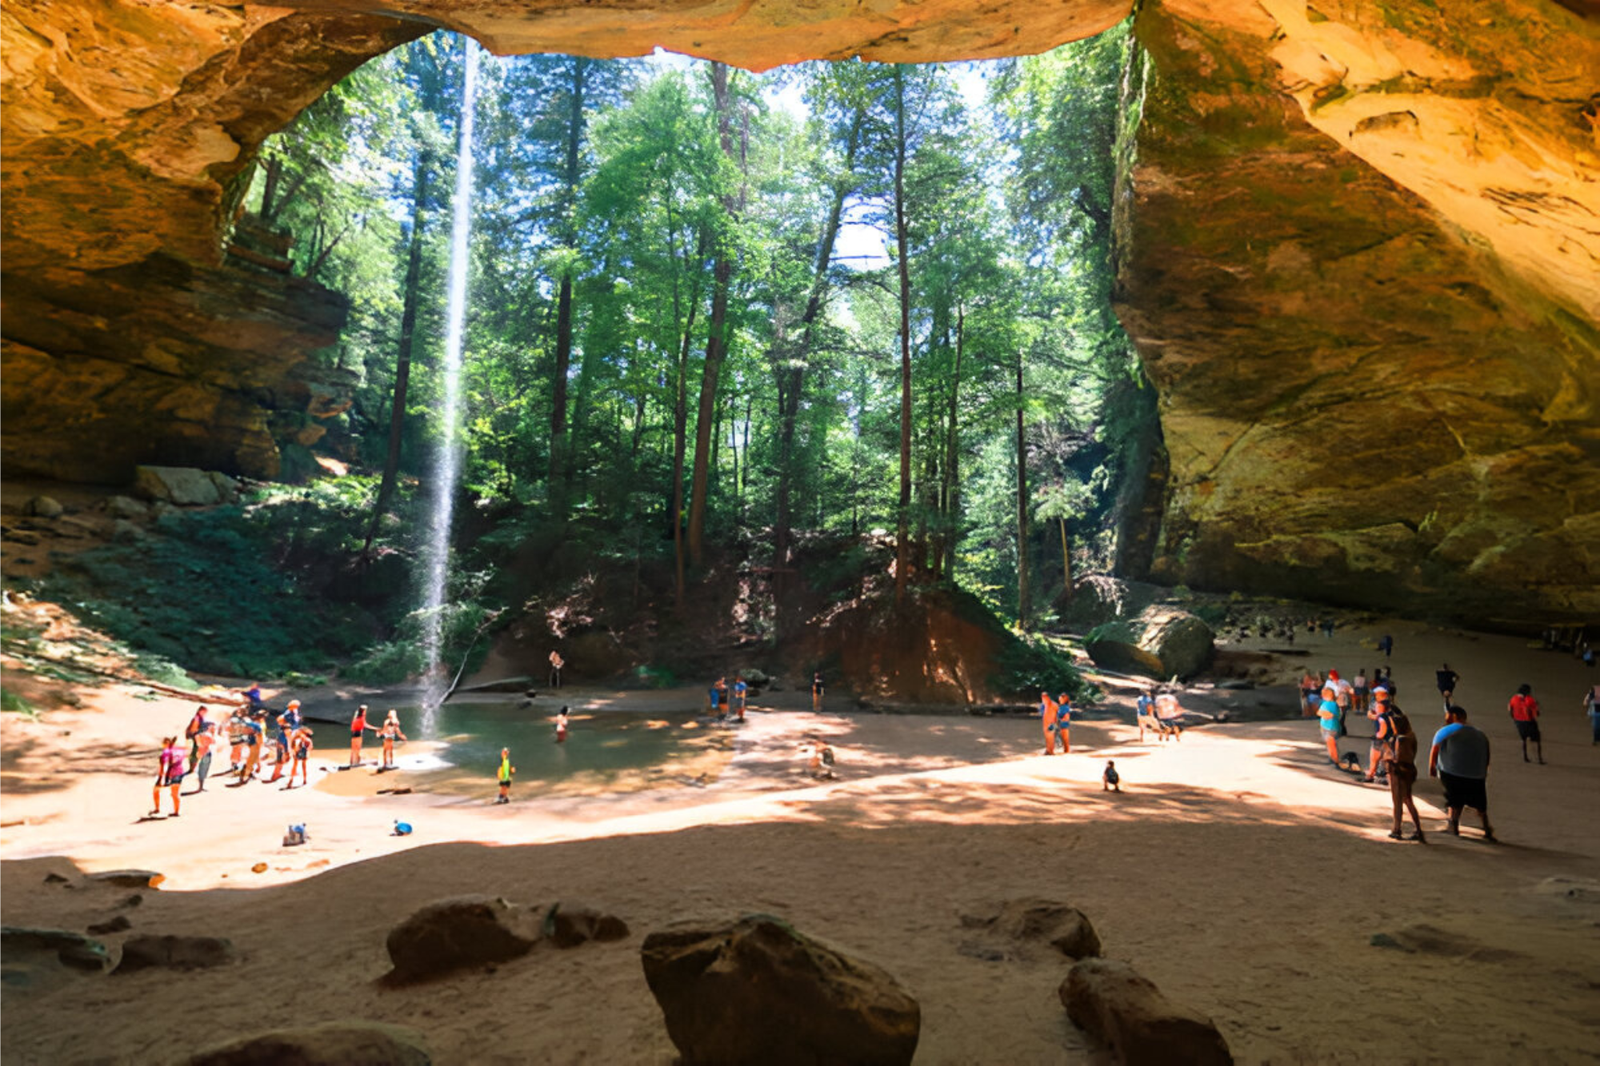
<box><xmin>421</xmin><ymin>38</ymin><xmax>480</xmax><ymax>707</ymax></box>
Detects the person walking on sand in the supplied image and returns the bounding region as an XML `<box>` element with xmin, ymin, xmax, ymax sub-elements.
<box><xmin>1436</xmin><ymin>663</ymin><xmax>1460</xmax><ymax>707</ymax></box>
<box><xmin>1429</xmin><ymin>706</ymin><xmax>1494</xmax><ymax>841</ymax></box>
<box><xmin>1372</xmin><ymin>692</ymin><xmax>1424</xmax><ymax>842</ymax></box>
<box><xmin>152</xmin><ymin>736</ymin><xmax>185</xmax><ymax>817</ymax></box>
<box><xmin>733</xmin><ymin>676</ymin><xmax>748</xmax><ymax>722</ymax></box>
<box><xmin>1155</xmin><ymin>690</ymin><xmax>1184</xmax><ymax>741</ymax></box>
<box><xmin>554</xmin><ymin>706</ymin><xmax>569</xmax><ymax>743</ymax></box>
<box><xmin>812</xmin><ymin>671</ymin><xmax>825</xmax><ymax>712</ymax></box>
<box><xmin>348</xmin><ymin>704</ymin><xmax>371</xmax><ymax>767</ymax></box>
<box><xmin>1585</xmin><ymin>683</ymin><xmax>1600</xmax><ymax>745</ymax></box>
<box><xmin>1507</xmin><ymin>684</ymin><xmax>1543</xmax><ymax>764</ymax></box>
<box><xmin>239</xmin><ymin>712</ymin><xmax>265</xmax><ymax>782</ymax></box>
<box><xmin>376</xmin><ymin>709</ymin><xmax>407</xmax><ymax>768</ymax></box>
<box><xmin>1317</xmin><ymin>685</ymin><xmax>1343</xmax><ymax>766</ymax></box>
<box><xmin>1379</xmin><ymin>634</ymin><xmax>1394</xmax><ymax>659</ymax></box>
<box><xmin>496</xmin><ymin>747</ymin><xmax>515</xmax><ymax>804</ymax></box>
<box><xmin>1103</xmin><ymin>760</ymin><xmax>1121</xmax><ymax>793</ymax></box>
<box><xmin>285</xmin><ymin>725</ymin><xmax>313</xmax><ymax>789</ymax></box>
<box><xmin>1039</xmin><ymin>691</ymin><xmax>1060</xmax><ymax>754</ymax></box>
<box><xmin>548</xmin><ymin>650</ymin><xmax>564</xmax><ymax>689</ymax></box>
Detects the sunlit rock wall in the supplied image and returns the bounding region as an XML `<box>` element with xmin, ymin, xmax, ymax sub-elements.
<box><xmin>1115</xmin><ymin>0</ymin><xmax>1600</xmax><ymax>625</ymax></box>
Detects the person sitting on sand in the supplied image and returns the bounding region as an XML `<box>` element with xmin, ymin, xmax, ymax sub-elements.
<box><xmin>1039</xmin><ymin>691</ymin><xmax>1060</xmax><ymax>755</ymax></box>
<box><xmin>286</xmin><ymin>726</ymin><xmax>313</xmax><ymax>789</ymax></box>
<box><xmin>1155</xmin><ymin>691</ymin><xmax>1183</xmax><ymax>741</ymax></box>
<box><xmin>376</xmin><ymin>709</ymin><xmax>407</xmax><ymax>768</ymax></box>
<box><xmin>152</xmin><ymin>736</ymin><xmax>185</xmax><ymax>817</ymax></box>
<box><xmin>1373</xmin><ymin>691</ymin><xmax>1424</xmax><ymax>842</ymax></box>
<box><xmin>497</xmin><ymin>747</ymin><xmax>515</xmax><ymax>804</ymax></box>
<box><xmin>1056</xmin><ymin>692</ymin><xmax>1073</xmax><ymax>754</ymax></box>
<box><xmin>802</xmin><ymin>737</ymin><xmax>836</xmax><ymax>780</ymax></box>
<box><xmin>554</xmin><ymin>706</ymin><xmax>569</xmax><ymax>743</ymax></box>
<box><xmin>1429</xmin><ymin>706</ymin><xmax>1494</xmax><ymax>841</ymax></box>
<box><xmin>1103</xmin><ymin>760</ymin><xmax>1121</xmax><ymax>793</ymax></box>
<box><xmin>349</xmin><ymin>704</ymin><xmax>371</xmax><ymax>767</ymax></box>
<box><xmin>1507</xmin><ymin>684</ymin><xmax>1542</xmax><ymax>764</ymax></box>
<box><xmin>1317</xmin><ymin>685</ymin><xmax>1342</xmax><ymax>765</ymax></box>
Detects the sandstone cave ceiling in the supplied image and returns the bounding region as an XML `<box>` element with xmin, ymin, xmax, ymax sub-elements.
<box><xmin>1</xmin><ymin>0</ymin><xmax>1597</xmax><ymax>625</ymax></box>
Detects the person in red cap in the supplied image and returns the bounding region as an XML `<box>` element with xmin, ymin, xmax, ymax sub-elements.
<box><xmin>1329</xmin><ymin>670</ymin><xmax>1354</xmax><ymax>736</ymax></box>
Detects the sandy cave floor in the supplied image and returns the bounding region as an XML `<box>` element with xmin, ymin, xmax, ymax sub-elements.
<box><xmin>3</xmin><ymin>620</ymin><xmax>1599</xmax><ymax>1065</ymax></box>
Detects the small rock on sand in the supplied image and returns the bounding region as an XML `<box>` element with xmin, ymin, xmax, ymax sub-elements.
<box><xmin>113</xmin><ymin>934</ymin><xmax>235</xmax><ymax>975</ymax></box>
<box><xmin>84</xmin><ymin>869</ymin><xmax>164</xmax><ymax>889</ymax></box>
<box><xmin>1</xmin><ymin>927</ymin><xmax>111</xmax><ymax>972</ymax></box>
<box><xmin>385</xmin><ymin>896</ymin><xmax>541</xmax><ymax>985</ymax></box>
<box><xmin>961</xmin><ymin>899</ymin><xmax>1102</xmax><ymax>959</ymax></box>
<box><xmin>641</xmin><ymin>914</ymin><xmax>920</xmax><ymax>1066</ymax></box>
<box><xmin>1060</xmin><ymin>957</ymin><xmax>1232</xmax><ymax>1066</ymax></box>
<box><xmin>543</xmin><ymin>902</ymin><xmax>629</xmax><ymax>948</ymax></box>
<box><xmin>183</xmin><ymin>1021</ymin><xmax>431</xmax><ymax>1066</ymax></box>
<box><xmin>87</xmin><ymin>915</ymin><xmax>132</xmax><ymax>935</ymax></box>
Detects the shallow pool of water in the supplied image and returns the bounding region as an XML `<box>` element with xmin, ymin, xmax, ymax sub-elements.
<box><xmin>389</xmin><ymin>702</ymin><xmax>732</xmax><ymax>793</ymax></box>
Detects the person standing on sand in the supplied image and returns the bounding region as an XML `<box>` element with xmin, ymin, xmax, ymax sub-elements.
<box><xmin>1136</xmin><ymin>689</ymin><xmax>1164</xmax><ymax>742</ymax></box>
<box><xmin>1429</xmin><ymin>706</ymin><xmax>1494</xmax><ymax>841</ymax></box>
<box><xmin>1318</xmin><ymin>685</ymin><xmax>1342</xmax><ymax>766</ymax></box>
<box><xmin>733</xmin><ymin>676</ymin><xmax>748</xmax><ymax>722</ymax></box>
<box><xmin>188</xmin><ymin>713</ymin><xmax>216</xmax><ymax>793</ymax></box>
<box><xmin>348</xmin><ymin>704</ymin><xmax>371</xmax><ymax>767</ymax></box>
<box><xmin>1155</xmin><ymin>690</ymin><xmax>1184</xmax><ymax>741</ymax></box>
<box><xmin>1585</xmin><ymin>684</ymin><xmax>1600</xmax><ymax>745</ymax></box>
<box><xmin>1330</xmin><ymin>670</ymin><xmax>1354</xmax><ymax>736</ymax></box>
<box><xmin>554</xmin><ymin>706</ymin><xmax>569</xmax><ymax>743</ymax></box>
<box><xmin>1436</xmin><ymin>663</ymin><xmax>1460</xmax><ymax>706</ymax></box>
<box><xmin>716</xmin><ymin>676</ymin><xmax>729</xmax><ymax>717</ymax></box>
<box><xmin>1299</xmin><ymin>672</ymin><xmax>1320</xmax><ymax>716</ymax></box>
<box><xmin>267</xmin><ymin>700</ymin><xmax>300</xmax><ymax>784</ymax></box>
<box><xmin>1056</xmin><ymin>692</ymin><xmax>1073</xmax><ymax>754</ymax></box>
<box><xmin>239</xmin><ymin>712</ymin><xmax>265</xmax><ymax>782</ymax></box>
<box><xmin>286</xmin><ymin>726</ymin><xmax>313</xmax><ymax>789</ymax></box>
<box><xmin>1039</xmin><ymin>691</ymin><xmax>1060</xmax><ymax>754</ymax></box>
<box><xmin>1372</xmin><ymin>692</ymin><xmax>1424</xmax><ymax>842</ymax></box>
<box><xmin>812</xmin><ymin>671</ymin><xmax>825</xmax><ymax>712</ymax></box>
<box><xmin>1379</xmin><ymin>634</ymin><xmax>1394</xmax><ymax>659</ymax></box>
<box><xmin>151</xmin><ymin>736</ymin><xmax>185</xmax><ymax>817</ymax></box>
<box><xmin>376</xmin><ymin>710</ymin><xmax>406</xmax><ymax>768</ymax></box>
<box><xmin>244</xmin><ymin>683</ymin><xmax>265</xmax><ymax>711</ymax></box>
<box><xmin>708</xmin><ymin>680</ymin><xmax>722</xmax><ymax>719</ymax></box>
<box><xmin>1354</xmin><ymin>669</ymin><xmax>1369</xmax><ymax>714</ymax></box>
<box><xmin>226</xmin><ymin>706</ymin><xmax>248</xmax><ymax>775</ymax></box>
<box><xmin>1506</xmin><ymin>684</ymin><xmax>1543</xmax><ymax>764</ymax></box>
<box><xmin>548</xmin><ymin>650</ymin><xmax>564</xmax><ymax>689</ymax></box>
<box><xmin>497</xmin><ymin>747</ymin><xmax>515</xmax><ymax>804</ymax></box>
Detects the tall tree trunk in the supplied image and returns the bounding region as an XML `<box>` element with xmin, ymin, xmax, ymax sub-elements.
<box><xmin>893</xmin><ymin>66</ymin><xmax>913</xmax><ymax>610</ymax></box>
<box><xmin>942</xmin><ymin>307</ymin><xmax>964</xmax><ymax>581</ymax></box>
<box><xmin>363</xmin><ymin>156</ymin><xmax>430</xmax><ymax>556</ymax></box>
<box><xmin>259</xmin><ymin>155</ymin><xmax>283</xmax><ymax>220</ymax></box>
<box><xmin>774</xmin><ymin>105</ymin><xmax>865</xmax><ymax>572</ymax></box>
<box><xmin>687</xmin><ymin>62</ymin><xmax>739</xmax><ymax>567</ymax></box>
<box><xmin>548</xmin><ymin>58</ymin><xmax>587</xmax><ymax>514</ymax></box>
<box><xmin>1059</xmin><ymin>516</ymin><xmax>1073</xmax><ymax>602</ymax></box>
<box><xmin>1015</xmin><ymin>352</ymin><xmax>1030</xmax><ymax>628</ymax></box>
<box><xmin>671</xmin><ymin>228</ymin><xmax>710</xmax><ymax>610</ymax></box>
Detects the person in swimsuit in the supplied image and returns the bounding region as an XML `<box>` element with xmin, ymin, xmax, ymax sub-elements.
<box><xmin>554</xmin><ymin>706</ymin><xmax>569</xmax><ymax>743</ymax></box>
<box><xmin>812</xmin><ymin>671</ymin><xmax>824</xmax><ymax>712</ymax></box>
<box><xmin>497</xmin><ymin>747</ymin><xmax>515</xmax><ymax>804</ymax></box>
<box><xmin>1056</xmin><ymin>692</ymin><xmax>1073</xmax><ymax>754</ymax></box>
<box><xmin>1373</xmin><ymin>693</ymin><xmax>1424</xmax><ymax>842</ymax></box>
<box><xmin>189</xmin><ymin>714</ymin><xmax>217</xmax><ymax>793</ymax></box>
<box><xmin>1507</xmin><ymin>684</ymin><xmax>1542</xmax><ymax>764</ymax></box>
<box><xmin>1317</xmin><ymin>685</ymin><xmax>1342</xmax><ymax>765</ymax></box>
<box><xmin>349</xmin><ymin>704</ymin><xmax>371</xmax><ymax>767</ymax></box>
<box><xmin>286</xmin><ymin>726</ymin><xmax>314</xmax><ymax>789</ymax></box>
<box><xmin>1135</xmin><ymin>690</ymin><xmax>1164</xmax><ymax>742</ymax></box>
<box><xmin>268</xmin><ymin>699</ymin><xmax>301</xmax><ymax>783</ymax></box>
<box><xmin>733</xmin><ymin>676</ymin><xmax>748</xmax><ymax>722</ymax></box>
<box><xmin>152</xmin><ymin>736</ymin><xmax>185</xmax><ymax>817</ymax></box>
<box><xmin>376</xmin><ymin>709</ymin><xmax>407</xmax><ymax>768</ymax></box>
<box><xmin>1039</xmin><ymin>691</ymin><xmax>1060</xmax><ymax>754</ymax></box>
<box><xmin>707</xmin><ymin>682</ymin><xmax>721</xmax><ymax>719</ymax></box>
<box><xmin>1155</xmin><ymin>691</ymin><xmax>1183</xmax><ymax>741</ymax></box>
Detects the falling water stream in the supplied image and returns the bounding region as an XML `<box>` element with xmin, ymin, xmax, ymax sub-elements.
<box><xmin>421</xmin><ymin>39</ymin><xmax>480</xmax><ymax>708</ymax></box>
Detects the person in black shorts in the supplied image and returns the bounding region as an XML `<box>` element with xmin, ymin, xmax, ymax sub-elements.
<box><xmin>812</xmin><ymin>671</ymin><xmax>824</xmax><ymax>712</ymax></box>
<box><xmin>1436</xmin><ymin>663</ymin><xmax>1460</xmax><ymax>706</ymax></box>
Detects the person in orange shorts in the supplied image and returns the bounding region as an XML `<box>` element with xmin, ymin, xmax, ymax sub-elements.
<box><xmin>1039</xmin><ymin>691</ymin><xmax>1060</xmax><ymax>754</ymax></box>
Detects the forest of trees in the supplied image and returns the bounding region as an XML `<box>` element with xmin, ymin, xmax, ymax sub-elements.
<box><xmin>248</xmin><ymin>25</ymin><xmax>1153</xmax><ymax>647</ymax></box>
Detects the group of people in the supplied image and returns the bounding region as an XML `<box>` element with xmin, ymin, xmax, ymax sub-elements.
<box><xmin>706</xmin><ymin>676</ymin><xmax>752</xmax><ymax>722</ymax></box>
<box><xmin>148</xmin><ymin>686</ymin><xmax>409</xmax><ymax>818</ymax></box>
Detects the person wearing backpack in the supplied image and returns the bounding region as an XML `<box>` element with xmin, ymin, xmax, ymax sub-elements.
<box><xmin>1373</xmin><ymin>691</ymin><xmax>1424</xmax><ymax>842</ymax></box>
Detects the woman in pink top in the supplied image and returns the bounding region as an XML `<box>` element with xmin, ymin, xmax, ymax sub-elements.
<box><xmin>151</xmin><ymin>736</ymin><xmax>185</xmax><ymax>817</ymax></box>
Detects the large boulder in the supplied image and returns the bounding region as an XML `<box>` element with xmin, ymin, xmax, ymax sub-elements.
<box><xmin>1060</xmin><ymin>958</ymin><xmax>1232</xmax><ymax>1066</ymax></box>
<box><xmin>384</xmin><ymin>896</ymin><xmax>540</xmax><ymax>985</ymax></box>
<box><xmin>184</xmin><ymin>1022</ymin><xmax>431</xmax><ymax>1066</ymax></box>
<box><xmin>113</xmin><ymin>934</ymin><xmax>234</xmax><ymax>974</ymax></box>
<box><xmin>1058</xmin><ymin>577</ymin><xmax>1163</xmax><ymax>632</ymax></box>
<box><xmin>1086</xmin><ymin>607</ymin><xmax>1214</xmax><ymax>680</ymax></box>
<box><xmin>641</xmin><ymin>914</ymin><xmax>920</xmax><ymax>1066</ymax></box>
<box><xmin>133</xmin><ymin>466</ymin><xmax>223</xmax><ymax>506</ymax></box>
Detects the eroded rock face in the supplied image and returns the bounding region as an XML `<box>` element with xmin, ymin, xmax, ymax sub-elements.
<box><xmin>1116</xmin><ymin>0</ymin><xmax>1600</xmax><ymax>625</ymax></box>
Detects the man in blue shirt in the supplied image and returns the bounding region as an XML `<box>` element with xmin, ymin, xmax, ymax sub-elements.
<box><xmin>1429</xmin><ymin>706</ymin><xmax>1494</xmax><ymax>841</ymax></box>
